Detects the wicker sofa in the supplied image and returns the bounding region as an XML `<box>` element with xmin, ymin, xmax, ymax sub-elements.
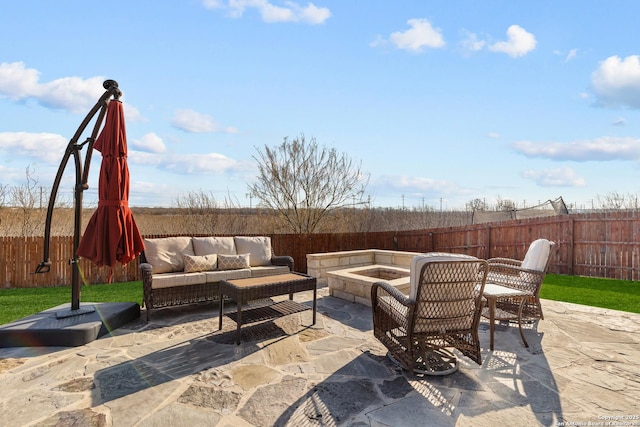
<box><xmin>139</xmin><ymin>236</ymin><xmax>294</xmax><ymax>320</ymax></box>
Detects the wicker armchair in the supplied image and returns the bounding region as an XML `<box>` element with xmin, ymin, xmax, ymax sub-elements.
<box><xmin>484</xmin><ymin>238</ymin><xmax>555</xmax><ymax>322</ymax></box>
<box><xmin>371</xmin><ymin>253</ymin><xmax>488</xmax><ymax>375</ymax></box>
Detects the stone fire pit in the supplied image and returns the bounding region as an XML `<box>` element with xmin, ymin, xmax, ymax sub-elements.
<box><xmin>327</xmin><ymin>265</ymin><xmax>410</xmax><ymax>306</ymax></box>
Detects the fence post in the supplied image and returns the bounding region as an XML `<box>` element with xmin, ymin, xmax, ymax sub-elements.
<box><xmin>568</xmin><ymin>217</ymin><xmax>575</xmax><ymax>275</ymax></box>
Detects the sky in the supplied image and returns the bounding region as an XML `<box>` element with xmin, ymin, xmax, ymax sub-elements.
<box><xmin>1</xmin><ymin>1</ymin><xmax>640</xmax><ymax>211</ymax></box>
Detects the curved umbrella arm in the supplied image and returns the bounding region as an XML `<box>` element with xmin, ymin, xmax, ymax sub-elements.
<box><xmin>33</xmin><ymin>80</ymin><xmax>121</xmax><ymax>275</ymax></box>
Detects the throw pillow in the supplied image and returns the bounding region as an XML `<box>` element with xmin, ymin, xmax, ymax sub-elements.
<box><xmin>183</xmin><ymin>254</ymin><xmax>218</xmax><ymax>273</ymax></box>
<box><xmin>143</xmin><ymin>237</ymin><xmax>195</xmax><ymax>274</ymax></box>
<box><xmin>218</xmin><ymin>253</ymin><xmax>250</xmax><ymax>270</ymax></box>
<box><xmin>234</xmin><ymin>236</ymin><xmax>272</xmax><ymax>266</ymax></box>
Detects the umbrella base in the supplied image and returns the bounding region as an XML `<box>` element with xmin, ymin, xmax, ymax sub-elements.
<box><xmin>56</xmin><ymin>305</ymin><xmax>96</xmax><ymax>319</ymax></box>
<box><xmin>0</xmin><ymin>302</ymin><xmax>140</xmax><ymax>348</ymax></box>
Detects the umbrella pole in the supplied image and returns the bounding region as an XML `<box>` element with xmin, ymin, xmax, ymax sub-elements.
<box><xmin>70</xmin><ymin>146</ymin><xmax>86</xmax><ymax>312</ymax></box>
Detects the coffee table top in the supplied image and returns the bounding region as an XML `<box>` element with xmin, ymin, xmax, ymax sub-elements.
<box><xmin>222</xmin><ymin>273</ymin><xmax>313</xmax><ymax>289</ymax></box>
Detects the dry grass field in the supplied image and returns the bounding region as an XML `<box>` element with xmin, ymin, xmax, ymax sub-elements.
<box><xmin>0</xmin><ymin>206</ymin><xmax>475</xmax><ymax>237</ymax></box>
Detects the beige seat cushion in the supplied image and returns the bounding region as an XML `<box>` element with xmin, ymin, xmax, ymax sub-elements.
<box><xmin>205</xmin><ymin>268</ymin><xmax>251</xmax><ymax>283</ymax></box>
<box><xmin>521</xmin><ymin>239</ymin><xmax>554</xmax><ymax>271</ymax></box>
<box><xmin>144</xmin><ymin>237</ymin><xmax>195</xmax><ymax>274</ymax></box>
<box><xmin>409</xmin><ymin>252</ymin><xmax>477</xmax><ymax>303</ymax></box>
<box><xmin>192</xmin><ymin>236</ymin><xmax>236</xmax><ymax>256</ymax></box>
<box><xmin>234</xmin><ymin>236</ymin><xmax>272</xmax><ymax>266</ymax></box>
<box><xmin>151</xmin><ymin>272</ymin><xmax>207</xmax><ymax>289</ymax></box>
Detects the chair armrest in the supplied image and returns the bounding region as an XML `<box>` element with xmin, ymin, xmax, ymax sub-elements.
<box><xmin>486</xmin><ymin>262</ymin><xmax>545</xmax><ymax>294</ymax></box>
<box><xmin>488</xmin><ymin>257</ymin><xmax>522</xmax><ymax>267</ymax></box>
<box><xmin>271</xmin><ymin>255</ymin><xmax>294</xmax><ymax>271</ymax></box>
<box><xmin>371</xmin><ymin>280</ymin><xmax>411</xmax><ymax>308</ymax></box>
<box><xmin>139</xmin><ymin>263</ymin><xmax>153</xmax><ymax>298</ymax></box>
<box><xmin>139</xmin><ymin>262</ymin><xmax>154</xmax><ymax>320</ymax></box>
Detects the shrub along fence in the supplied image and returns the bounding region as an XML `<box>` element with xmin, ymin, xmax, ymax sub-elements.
<box><xmin>2</xmin><ymin>211</ymin><xmax>640</xmax><ymax>288</ymax></box>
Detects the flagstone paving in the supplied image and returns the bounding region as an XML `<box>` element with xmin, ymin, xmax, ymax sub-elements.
<box><xmin>1</xmin><ymin>287</ymin><xmax>639</xmax><ymax>427</ymax></box>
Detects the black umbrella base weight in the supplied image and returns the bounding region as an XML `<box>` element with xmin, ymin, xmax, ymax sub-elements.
<box><xmin>0</xmin><ymin>302</ymin><xmax>140</xmax><ymax>348</ymax></box>
<box><xmin>56</xmin><ymin>305</ymin><xmax>96</xmax><ymax>319</ymax></box>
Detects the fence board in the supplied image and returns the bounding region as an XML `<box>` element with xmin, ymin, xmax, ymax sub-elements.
<box><xmin>4</xmin><ymin>211</ymin><xmax>640</xmax><ymax>288</ymax></box>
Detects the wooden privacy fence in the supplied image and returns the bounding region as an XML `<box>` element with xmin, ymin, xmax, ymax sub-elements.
<box><xmin>3</xmin><ymin>211</ymin><xmax>640</xmax><ymax>288</ymax></box>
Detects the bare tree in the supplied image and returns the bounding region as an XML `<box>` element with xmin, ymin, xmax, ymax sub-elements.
<box><xmin>248</xmin><ymin>135</ymin><xmax>370</xmax><ymax>234</ymax></box>
<box><xmin>495</xmin><ymin>196</ymin><xmax>517</xmax><ymax>212</ymax></box>
<box><xmin>0</xmin><ymin>183</ymin><xmax>7</xmax><ymax>206</ymax></box>
<box><xmin>9</xmin><ymin>166</ymin><xmax>41</xmax><ymax>236</ymax></box>
<box><xmin>174</xmin><ymin>190</ymin><xmax>220</xmax><ymax>234</ymax></box>
<box><xmin>466</xmin><ymin>198</ymin><xmax>487</xmax><ymax>212</ymax></box>
<box><xmin>595</xmin><ymin>191</ymin><xmax>640</xmax><ymax>210</ymax></box>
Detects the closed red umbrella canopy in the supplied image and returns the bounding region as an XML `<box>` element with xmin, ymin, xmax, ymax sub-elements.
<box><xmin>77</xmin><ymin>100</ymin><xmax>144</xmax><ymax>274</ymax></box>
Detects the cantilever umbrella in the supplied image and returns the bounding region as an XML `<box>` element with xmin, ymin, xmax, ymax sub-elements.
<box><xmin>77</xmin><ymin>99</ymin><xmax>144</xmax><ymax>281</ymax></box>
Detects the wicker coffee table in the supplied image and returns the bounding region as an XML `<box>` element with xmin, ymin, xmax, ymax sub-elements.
<box><xmin>218</xmin><ymin>272</ymin><xmax>317</xmax><ymax>344</ymax></box>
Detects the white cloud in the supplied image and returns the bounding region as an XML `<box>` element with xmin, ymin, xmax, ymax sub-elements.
<box><xmin>171</xmin><ymin>109</ymin><xmax>238</xmax><ymax>133</ymax></box>
<box><xmin>613</xmin><ymin>117</ymin><xmax>626</xmax><ymax>126</ymax></box>
<box><xmin>513</xmin><ymin>136</ymin><xmax>640</xmax><ymax>161</ymax></box>
<box><xmin>488</xmin><ymin>25</ymin><xmax>536</xmax><ymax>58</ymax></box>
<box><xmin>203</xmin><ymin>0</ymin><xmax>330</xmax><ymax>24</ymax></box>
<box><xmin>130</xmin><ymin>132</ymin><xmax>166</xmax><ymax>153</ymax></box>
<box><xmin>565</xmin><ymin>48</ymin><xmax>578</xmax><ymax>62</ymax></box>
<box><xmin>128</xmin><ymin>149</ymin><xmax>242</xmax><ymax>175</ymax></box>
<box><xmin>161</xmin><ymin>152</ymin><xmax>239</xmax><ymax>174</ymax></box>
<box><xmin>487</xmin><ymin>132</ymin><xmax>500</xmax><ymax>139</ymax></box>
<box><xmin>460</xmin><ymin>31</ymin><xmax>485</xmax><ymax>53</ymax></box>
<box><xmin>375</xmin><ymin>175</ymin><xmax>461</xmax><ymax>195</ymax></box>
<box><xmin>123</xmin><ymin>103</ymin><xmax>145</xmax><ymax>122</ymax></box>
<box><xmin>0</xmin><ymin>62</ymin><xmax>106</xmax><ymax>114</ymax></box>
<box><xmin>0</xmin><ymin>132</ymin><xmax>68</xmax><ymax>163</ymax></box>
<box><xmin>386</xmin><ymin>19</ymin><xmax>446</xmax><ymax>52</ymax></box>
<box><xmin>521</xmin><ymin>167</ymin><xmax>586</xmax><ymax>187</ymax></box>
<box><xmin>0</xmin><ymin>61</ymin><xmax>40</xmax><ymax>99</ymax></box>
<box><xmin>0</xmin><ymin>62</ymin><xmax>143</xmax><ymax>116</ymax></box>
<box><xmin>591</xmin><ymin>55</ymin><xmax>640</xmax><ymax>109</ymax></box>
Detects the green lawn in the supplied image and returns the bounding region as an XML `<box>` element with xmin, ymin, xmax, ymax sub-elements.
<box><xmin>0</xmin><ymin>281</ymin><xmax>143</xmax><ymax>325</ymax></box>
<box><xmin>0</xmin><ymin>275</ymin><xmax>639</xmax><ymax>325</ymax></box>
<box><xmin>541</xmin><ymin>274</ymin><xmax>640</xmax><ymax>314</ymax></box>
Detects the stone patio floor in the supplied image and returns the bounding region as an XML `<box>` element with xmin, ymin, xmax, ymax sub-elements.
<box><xmin>1</xmin><ymin>286</ymin><xmax>639</xmax><ymax>427</ymax></box>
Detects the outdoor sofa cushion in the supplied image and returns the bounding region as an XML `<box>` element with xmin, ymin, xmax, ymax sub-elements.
<box><xmin>192</xmin><ymin>236</ymin><xmax>236</xmax><ymax>256</ymax></box>
<box><xmin>143</xmin><ymin>236</ymin><xmax>195</xmax><ymax>274</ymax></box>
<box><xmin>151</xmin><ymin>268</ymin><xmax>252</xmax><ymax>289</ymax></box>
<box><xmin>150</xmin><ymin>271</ymin><xmax>207</xmax><ymax>289</ymax></box>
<box><xmin>234</xmin><ymin>236</ymin><xmax>272</xmax><ymax>266</ymax></box>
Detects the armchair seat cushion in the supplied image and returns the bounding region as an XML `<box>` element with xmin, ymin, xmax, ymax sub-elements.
<box><xmin>379</xmin><ymin>295</ymin><xmax>475</xmax><ymax>334</ymax></box>
<box><xmin>409</xmin><ymin>253</ymin><xmax>477</xmax><ymax>303</ymax></box>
